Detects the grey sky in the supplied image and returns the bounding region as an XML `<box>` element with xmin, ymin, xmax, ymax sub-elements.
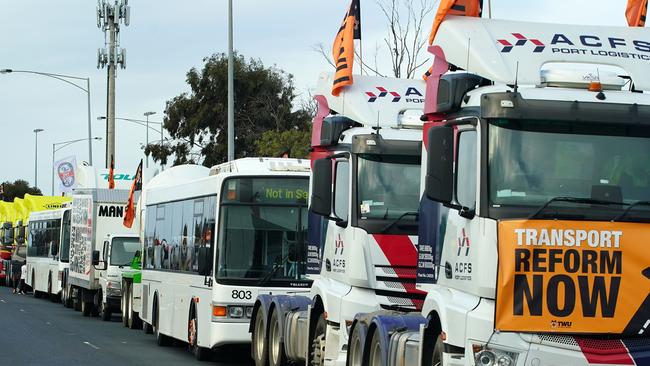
<box><xmin>0</xmin><ymin>0</ymin><xmax>628</xmax><ymax>194</ymax></box>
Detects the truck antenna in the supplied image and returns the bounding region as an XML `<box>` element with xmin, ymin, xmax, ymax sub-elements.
<box><xmin>513</xmin><ymin>61</ymin><xmax>520</xmax><ymax>93</ymax></box>
<box><xmin>373</xmin><ymin>111</ymin><xmax>382</xmax><ymax>134</ymax></box>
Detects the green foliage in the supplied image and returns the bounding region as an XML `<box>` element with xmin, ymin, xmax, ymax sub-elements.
<box><xmin>147</xmin><ymin>52</ymin><xmax>313</xmax><ymax>167</ymax></box>
<box><xmin>1</xmin><ymin>180</ymin><xmax>42</xmax><ymax>202</ymax></box>
<box><xmin>256</xmin><ymin>129</ymin><xmax>311</xmax><ymax>159</ymax></box>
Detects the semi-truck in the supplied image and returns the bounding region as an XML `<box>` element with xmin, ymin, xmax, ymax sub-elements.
<box><xmin>250</xmin><ymin>73</ymin><xmax>427</xmax><ymax>366</ymax></box>
<box><xmin>344</xmin><ymin>16</ymin><xmax>650</xmax><ymax>366</ymax></box>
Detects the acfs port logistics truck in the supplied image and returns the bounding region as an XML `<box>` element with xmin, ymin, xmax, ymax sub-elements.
<box><xmin>347</xmin><ymin>17</ymin><xmax>650</xmax><ymax>366</ymax></box>
<box><xmin>252</xmin><ymin>17</ymin><xmax>650</xmax><ymax>366</ymax></box>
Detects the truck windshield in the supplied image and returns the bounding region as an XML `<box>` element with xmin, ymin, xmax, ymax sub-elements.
<box><xmin>357</xmin><ymin>154</ymin><xmax>421</xmax><ymax>220</ymax></box>
<box><xmin>489</xmin><ymin>119</ymin><xmax>650</xmax><ymax>220</ymax></box>
<box><xmin>216</xmin><ymin>177</ymin><xmax>309</xmax><ymax>286</ymax></box>
<box><xmin>110</xmin><ymin>237</ymin><xmax>140</xmax><ymax>266</ymax></box>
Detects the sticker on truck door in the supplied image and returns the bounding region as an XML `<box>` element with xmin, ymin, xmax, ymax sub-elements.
<box><xmin>495</xmin><ymin>220</ymin><xmax>650</xmax><ymax>335</ymax></box>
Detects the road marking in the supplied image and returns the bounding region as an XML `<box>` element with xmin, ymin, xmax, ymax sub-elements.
<box><xmin>83</xmin><ymin>341</ymin><xmax>100</xmax><ymax>350</ymax></box>
<box><xmin>46</xmin><ymin>322</ymin><xmax>51</xmax><ymax>325</ymax></box>
<box><xmin>0</xmin><ymin>299</ymin><xmax>6</xmax><ymax>303</ymax></box>
<box><xmin>121</xmin><ymin>341</ymin><xmax>127</xmax><ymax>344</ymax></box>
<box><xmin>19</xmin><ymin>309</ymin><xmax>25</xmax><ymax>312</ymax></box>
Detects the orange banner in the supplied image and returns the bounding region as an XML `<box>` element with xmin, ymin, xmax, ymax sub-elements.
<box><xmin>496</xmin><ymin>220</ymin><xmax>650</xmax><ymax>334</ymax></box>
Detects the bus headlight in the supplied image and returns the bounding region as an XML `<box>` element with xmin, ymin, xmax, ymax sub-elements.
<box><xmin>229</xmin><ymin>306</ymin><xmax>244</xmax><ymax>318</ymax></box>
<box><xmin>245</xmin><ymin>306</ymin><xmax>254</xmax><ymax>318</ymax></box>
<box><xmin>473</xmin><ymin>344</ymin><xmax>518</xmax><ymax>366</ymax></box>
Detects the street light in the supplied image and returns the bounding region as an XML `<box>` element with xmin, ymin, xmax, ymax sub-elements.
<box><xmin>143</xmin><ymin>111</ymin><xmax>156</xmax><ymax>168</ymax></box>
<box><xmin>33</xmin><ymin>128</ymin><xmax>44</xmax><ymax>189</ymax></box>
<box><xmin>97</xmin><ymin>115</ymin><xmax>164</xmax><ymax>167</ymax></box>
<box><xmin>1</xmin><ymin>68</ymin><xmax>94</xmax><ymax>165</ymax></box>
<box><xmin>52</xmin><ymin>137</ymin><xmax>102</xmax><ymax>195</ymax></box>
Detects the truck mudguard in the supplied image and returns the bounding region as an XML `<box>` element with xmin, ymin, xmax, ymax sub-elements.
<box><xmin>270</xmin><ymin>295</ymin><xmax>312</xmax><ymax>342</ymax></box>
<box><xmin>359</xmin><ymin>311</ymin><xmax>426</xmax><ymax>364</ymax></box>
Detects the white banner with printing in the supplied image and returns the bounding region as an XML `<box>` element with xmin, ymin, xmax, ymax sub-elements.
<box><xmin>54</xmin><ymin>155</ymin><xmax>77</xmax><ymax>194</ymax></box>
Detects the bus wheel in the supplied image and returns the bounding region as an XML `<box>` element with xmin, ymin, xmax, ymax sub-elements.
<box><xmin>188</xmin><ymin>305</ymin><xmax>211</xmax><ymax>361</ymax></box>
<box><xmin>251</xmin><ymin>308</ymin><xmax>268</xmax><ymax>366</ymax></box>
<box><xmin>32</xmin><ymin>272</ymin><xmax>42</xmax><ymax>298</ymax></box>
<box><xmin>154</xmin><ymin>297</ymin><xmax>172</xmax><ymax>346</ymax></box>
<box><xmin>128</xmin><ymin>284</ymin><xmax>141</xmax><ymax>329</ymax></box>
<box><xmin>310</xmin><ymin>314</ymin><xmax>327</xmax><ymax>366</ymax></box>
<box><xmin>431</xmin><ymin>335</ymin><xmax>444</xmax><ymax>366</ymax></box>
<box><xmin>48</xmin><ymin>273</ymin><xmax>56</xmax><ymax>303</ymax></box>
<box><xmin>121</xmin><ymin>282</ymin><xmax>129</xmax><ymax>327</ymax></box>
<box><xmin>268</xmin><ymin>308</ymin><xmax>287</xmax><ymax>366</ymax></box>
<box><xmin>368</xmin><ymin>331</ymin><xmax>383</xmax><ymax>366</ymax></box>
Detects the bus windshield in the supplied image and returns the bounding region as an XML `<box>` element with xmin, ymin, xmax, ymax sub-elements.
<box><xmin>489</xmin><ymin>119</ymin><xmax>650</xmax><ymax>220</ymax></box>
<box><xmin>216</xmin><ymin>177</ymin><xmax>309</xmax><ymax>286</ymax></box>
<box><xmin>110</xmin><ymin>237</ymin><xmax>140</xmax><ymax>267</ymax></box>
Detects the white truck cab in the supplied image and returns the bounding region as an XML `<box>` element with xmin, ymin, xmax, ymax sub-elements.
<box><xmin>97</xmin><ymin>233</ymin><xmax>140</xmax><ymax>321</ymax></box>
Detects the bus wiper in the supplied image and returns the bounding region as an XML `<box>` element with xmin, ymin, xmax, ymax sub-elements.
<box><xmin>529</xmin><ymin>196</ymin><xmax>626</xmax><ymax>220</ymax></box>
<box><xmin>613</xmin><ymin>201</ymin><xmax>650</xmax><ymax>221</ymax></box>
<box><xmin>380</xmin><ymin>211</ymin><xmax>419</xmax><ymax>233</ymax></box>
<box><xmin>257</xmin><ymin>254</ymin><xmax>290</xmax><ymax>287</ymax></box>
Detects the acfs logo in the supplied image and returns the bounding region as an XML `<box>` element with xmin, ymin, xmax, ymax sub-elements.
<box><xmin>366</xmin><ymin>87</ymin><xmax>425</xmax><ymax>104</ymax></box>
<box><xmin>335</xmin><ymin>234</ymin><xmax>344</xmax><ymax>255</ymax></box>
<box><xmin>497</xmin><ymin>33</ymin><xmax>545</xmax><ymax>53</ymax></box>
<box><xmin>457</xmin><ymin>228</ymin><xmax>470</xmax><ymax>256</ymax></box>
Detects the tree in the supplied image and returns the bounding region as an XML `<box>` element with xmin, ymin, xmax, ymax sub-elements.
<box><xmin>1</xmin><ymin>180</ymin><xmax>42</xmax><ymax>202</ymax></box>
<box><xmin>256</xmin><ymin>129</ymin><xmax>311</xmax><ymax>159</ymax></box>
<box><xmin>146</xmin><ymin>53</ymin><xmax>313</xmax><ymax>167</ymax></box>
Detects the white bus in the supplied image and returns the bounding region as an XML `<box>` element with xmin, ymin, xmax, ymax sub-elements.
<box><xmin>140</xmin><ymin>158</ymin><xmax>311</xmax><ymax>360</ymax></box>
<box><xmin>26</xmin><ymin>208</ymin><xmax>71</xmax><ymax>300</ymax></box>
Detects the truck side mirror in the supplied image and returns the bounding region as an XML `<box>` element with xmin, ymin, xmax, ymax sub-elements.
<box><xmin>426</xmin><ymin>125</ymin><xmax>454</xmax><ymax>204</ymax></box>
<box><xmin>197</xmin><ymin>246</ymin><xmax>212</xmax><ymax>276</ymax></box>
<box><xmin>310</xmin><ymin>158</ymin><xmax>333</xmax><ymax>217</ymax></box>
<box><xmin>92</xmin><ymin>250</ymin><xmax>100</xmax><ymax>266</ymax></box>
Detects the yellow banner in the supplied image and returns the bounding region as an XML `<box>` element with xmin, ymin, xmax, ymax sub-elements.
<box><xmin>496</xmin><ymin>220</ymin><xmax>650</xmax><ymax>334</ymax></box>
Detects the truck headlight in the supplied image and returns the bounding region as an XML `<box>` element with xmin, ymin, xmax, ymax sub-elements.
<box><xmin>473</xmin><ymin>344</ymin><xmax>518</xmax><ymax>366</ymax></box>
<box><xmin>106</xmin><ymin>281</ymin><xmax>121</xmax><ymax>296</ymax></box>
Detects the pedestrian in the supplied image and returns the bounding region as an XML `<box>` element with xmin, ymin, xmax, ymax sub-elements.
<box><xmin>19</xmin><ymin>260</ymin><xmax>26</xmax><ymax>294</ymax></box>
<box><xmin>11</xmin><ymin>259</ymin><xmax>21</xmax><ymax>294</ymax></box>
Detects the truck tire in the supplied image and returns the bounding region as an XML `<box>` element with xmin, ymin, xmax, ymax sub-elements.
<box><xmin>347</xmin><ymin>324</ymin><xmax>365</xmax><ymax>366</ymax></box>
<box><xmin>431</xmin><ymin>335</ymin><xmax>444</xmax><ymax>366</ymax></box>
<box><xmin>81</xmin><ymin>299</ymin><xmax>92</xmax><ymax>317</ymax></box>
<box><xmin>128</xmin><ymin>284</ymin><xmax>142</xmax><ymax>330</ymax></box>
<box><xmin>251</xmin><ymin>308</ymin><xmax>269</xmax><ymax>366</ymax></box>
<box><xmin>368</xmin><ymin>331</ymin><xmax>383</xmax><ymax>366</ymax></box>
<box><xmin>154</xmin><ymin>297</ymin><xmax>172</xmax><ymax>346</ymax></box>
<box><xmin>121</xmin><ymin>282</ymin><xmax>129</xmax><ymax>327</ymax></box>
<box><xmin>188</xmin><ymin>305</ymin><xmax>211</xmax><ymax>361</ymax></box>
<box><xmin>73</xmin><ymin>288</ymin><xmax>82</xmax><ymax>311</ymax></box>
<box><xmin>310</xmin><ymin>314</ymin><xmax>327</xmax><ymax>366</ymax></box>
<box><xmin>268</xmin><ymin>308</ymin><xmax>287</xmax><ymax>366</ymax></box>
<box><xmin>100</xmin><ymin>299</ymin><xmax>112</xmax><ymax>321</ymax></box>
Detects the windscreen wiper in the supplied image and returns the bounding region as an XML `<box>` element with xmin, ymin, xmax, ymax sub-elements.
<box><xmin>256</xmin><ymin>254</ymin><xmax>291</xmax><ymax>287</ymax></box>
<box><xmin>380</xmin><ymin>211</ymin><xmax>419</xmax><ymax>233</ymax></box>
<box><xmin>528</xmin><ymin>196</ymin><xmax>626</xmax><ymax>220</ymax></box>
<box><xmin>613</xmin><ymin>201</ymin><xmax>650</xmax><ymax>221</ymax></box>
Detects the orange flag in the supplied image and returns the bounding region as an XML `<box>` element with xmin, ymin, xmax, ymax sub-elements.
<box><xmin>108</xmin><ymin>155</ymin><xmax>115</xmax><ymax>189</ymax></box>
<box><xmin>123</xmin><ymin>160</ymin><xmax>142</xmax><ymax>229</ymax></box>
<box><xmin>332</xmin><ymin>0</ymin><xmax>361</xmax><ymax>96</ymax></box>
<box><xmin>626</xmin><ymin>0</ymin><xmax>648</xmax><ymax>26</ymax></box>
<box><xmin>424</xmin><ymin>0</ymin><xmax>483</xmax><ymax>79</ymax></box>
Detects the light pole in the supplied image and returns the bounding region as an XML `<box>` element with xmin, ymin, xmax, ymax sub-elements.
<box><xmin>33</xmin><ymin>128</ymin><xmax>44</xmax><ymax>189</ymax></box>
<box><xmin>52</xmin><ymin>137</ymin><xmax>102</xmax><ymax>195</ymax></box>
<box><xmin>0</xmin><ymin>69</ymin><xmax>94</xmax><ymax>166</ymax></box>
<box><xmin>97</xmin><ymin>115</ymin><xmax>163</xmax><ymax>167</ymax></box>
<box><xmin>143</xmin><ymin>111</ymin><xmax>156</xmax><ymax>168</ymax></box>
<box><xmin>227</xmin><ymin>0</ymin><xmax>235</xmax><ymax>161</ymax></box>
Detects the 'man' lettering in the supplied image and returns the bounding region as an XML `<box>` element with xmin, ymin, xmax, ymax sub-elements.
<box><xmin>98</xmin><ymin>205</ymin><xmax>124</xmax><ymax>218</ymax></box>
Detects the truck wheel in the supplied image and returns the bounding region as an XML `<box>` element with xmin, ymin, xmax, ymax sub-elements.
<box><xmin>251</xmin><ymin>308</ymin><xmax>268</xmax><ymax>366</ymax></box>
<box><xmin>348</xmin><ymin>324</ymin><xmax>365</xmax><ymax>366</ymax></box>
<box><xmin>73</xmin><ymin>288</ymin><xmax>81</xmax><ymax>311</ymax></box>
<box><xmin>128</xmin><ymin>284</ymin><xmax>142</xmax><ymax>329</ymax></box>
<box><xmin>310</xmin><ymin>315</ymin><xmax>327</xmax><ymax>366</ymax></box>
<box><xmin>100</xmin><ymin>299</ymin><xmax>112</xmax><ymax>321</ymax></box>
<box><xmin>121</xmin><ymin>282</ymin><xmax>129</xmax><ymax>327</ymax></box>
<box><xmin>268</xmin><ymin>308</ymin><xmax>287</xmax><ymax>366</ymax></box>
<box><xmin>368</xmin><ymin>331</ymin><xmax>383</xmax><ymax>366</ymax></box>
<box><xmin>431</xmin><ymin>335</ymin><xmax>444</xmax><ymax>366</ymax></box>
<box><xmin>154</xmin><ymin>297</ymin><xmax>172</xmax><ymax>346</ymax></box>
<box><xmin>188</xmin><ymin>305</ymin><xmax>211</xmax><ymax>361</ymax></box>
<box><xmin>81</xmin><ymin>299</ymin><xmax>92</xmax><ymax>317</ymax></box>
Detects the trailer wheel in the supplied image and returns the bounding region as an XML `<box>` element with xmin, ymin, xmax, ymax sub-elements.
<box><xmin>121</xmin><ymin>281</ymin><xmax>129</xmax><ymax>327</ymax></box>
<box><xmin>310</xmin><ymin>314</ymin><xmax>327</xmax><ymax>366</ymax></box>
<box><xmin>252</xmin><ymin>307</ymin><xmax>269</xmax><ymax>366</ymax></box>
<box><xmin>128</xmin><ymin>284</ymin><xmax>142</xmax><ymax>329</ymax></box>
<box><xmin>268</xmin><ymin>308</ymin><xmax>287</xmax><ymax>366</ymax></box>
<box><xmin>368</xmin><ymin>331</ymin><xmax>383</xmax><ymax>366</ymax></box>
<box><xmin>188</xmin><ymin>304</ymin><xmax>211</xmax><ymax>361</ymax></box>
<box><xmin>431</xmin><ymin>335</ymin><xmax>444</xmax><ymax>366</ymax></box>
<box><xmin>347</xmin><ymin>324</ymin><xmax>365</xmax><ymax>366</ymax></box>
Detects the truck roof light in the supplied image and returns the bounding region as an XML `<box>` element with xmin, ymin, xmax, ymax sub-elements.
<box><xmin>588</xmin><ymin>81</ymin><xmax>603</xmax><ymax>92</ymax></box>
<box><xmin>540</xmin><ymin>69</ymin><xmax>625</xmax><ymax>90</ymax></box>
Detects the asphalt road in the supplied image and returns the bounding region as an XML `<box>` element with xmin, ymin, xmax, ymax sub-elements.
<box><xmin>0</xmin><ymin>285</ymin><xmax>253</xmax><ymax>366</ymax></box>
